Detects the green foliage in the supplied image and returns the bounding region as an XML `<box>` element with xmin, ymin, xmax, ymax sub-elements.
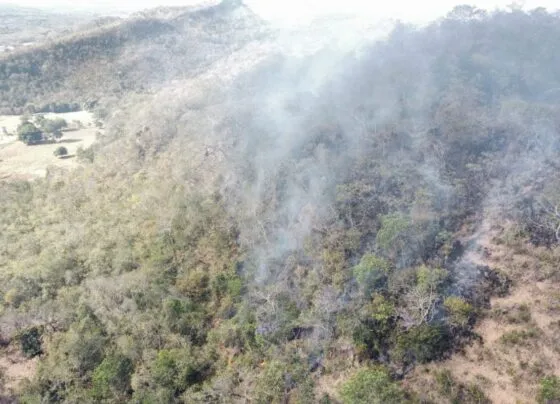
<box><xmin>91</xmin><ymin>354</ymin><xmax>133</xmax><ymax>399</ymax></box>
<box><xmin>416</xmin><ymin>265</ymin><xmax>448</xmax><ymax>292</ymax></box>
<box><xmin>538</xmin><ymin>375</ymin><xmax>560</xmax><ymax>404</ymax></box>
<box><xmin>254</xmin><ymin>358</ymin><xmax>314</xmax><ymax>404</ymax></box>
<box><xmin>369</xmin><ymin>294</ymin><xmax>396</xmax><ymax>323</ymax></box>
<box><xmin>376</xmin><ymin>213</ymin><xmax>410</xmax><ymax>253</ymax></box>
<box><xmin>254</xmin><ymin>360</ymin><xmax>287</xmax><ymax>404</ymax></box>
<box><xmin>162</xmin><ymin>298</ymin><xmax>208</xmax><ymax>343</ymax></box>
<box><xmin>17</xmin><ymin>121</ymin><xmax>43</xmax><ymax>145</ymax></box>
<box><xmin>444</xmin><ymin>296</ymin><xmax>474</xmax><ymax>327</ymax></box>
<box><xmin>353</xmin><ymin>254</ymin><xmax>391</xmax><ymax>294</ymax></box>
<box><xmin>19</xmin><ymin>327</ymin><xmax>42</xmax><ymax>358</ymax></box>
<box><xmin>150</xmin><ymin>348</ymin><xmax>210</xmax><ymax>395</ymax></box>
<box><xmin>256</xmin><ymin>292</ymin><xmax>301</xmax><ymax>343</ymax></box>
<box><xmin>76</xmin><ymin>145</ymin><xmax>95</xmax><ymax>162</ymax></box>
<box><xmin>351</xmin><ymin>294</ymin><xmax>397</xmax><ymax>359</ymax></box>
<box><xmin>152</xmin><ymin>350</ymin><xmax>179</xmax><ymax>389</ymax></box>
<box><xmin>39</xmin><ymin>117</ymin><xmax>67</xmax><ymax>134</ymax></box>
<box><xmin>44</xmin><ymin>308</ymin><xmax>108</xmax><ymax>379</ymax></box>
<box><xmin>53</xmin><ymin>146</ymin><xmax>68</xmax><ymax>157</ymax></box>
<box><xmin>339</xmin><ymin>367</ymin><xmax>406</xmax><ymax>404</ymax></box>
<box><xmin>395</xmin><ymin>324</ymin><xmax>451</xmax><ymax>363</ymax></box>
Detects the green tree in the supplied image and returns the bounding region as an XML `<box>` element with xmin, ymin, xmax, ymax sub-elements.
<box><xmin>91</xmin><ymin>355</ymin><xmax>133</xmax><ymax>399</ymax></box>
<box><xmin>40</xmin><ymin>118</ymin><xmax>68</xmax><ymax>134</ymax></box>
<box><xmin>376</xmin><ymin>213</ymin><xmax>411</xmax><ymax>260</ymax></box>
<box><xmin>19</xmin><ymin>327</ymin><xmax>42</xmax><ymax>358</ymax></box>
<box><xmin>150</xmin><ymin>349</ymin><xmax>208</xmax><ymax>395</ymax></box>
<box><xmin>353</xmin><ymin>254</ymin><xmax>391</xmax><ymax>294</ymax></box>
<box><xmin>416</xmin><ymin>266</ymin><xmax>448</xmax><ymax>293</ymax></box>
<box><xmin>17</xmin><ymin>121</ymin><xmax>43</xmax><ymax>145</ymax></box>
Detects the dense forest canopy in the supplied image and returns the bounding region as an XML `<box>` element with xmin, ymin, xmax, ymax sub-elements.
<box><xmin>1</xmin><ymin>2</ymin><xmax>560</xmax><ymax>402</ymax></box>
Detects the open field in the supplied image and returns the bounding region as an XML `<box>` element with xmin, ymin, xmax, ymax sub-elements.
<box><xmin>0</xmin><ymin>111</ymin><xmax>98</xmax><ymax>180</ymax></box>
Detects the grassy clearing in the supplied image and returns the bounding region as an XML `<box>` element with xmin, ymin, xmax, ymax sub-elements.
<box><xmin>0</xmin><ymin>111</ymin><xmax>98</xmax><ymax>180</ymax></box>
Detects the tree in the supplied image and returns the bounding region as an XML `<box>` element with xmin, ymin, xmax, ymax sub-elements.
<box><xmin>38</xmin><ymin>117</ymin><xmax>67</xmax><ymax>141</ymax></box>
<box><xmin>19</xmin><ymin>327</ymin><xmax>42</xmax><ymax>358</ymax></box>
<box><xmin>399</xmin><ymin>266</ymin><xmax>448</xmax><ymax>327</ymax></box>
<box><xmin>376</xmin><ymin>213</ymin><xmax>411</xmax><ymax>261</ymax></box>
<box><xmin>53</xmin><ymin>146</ymin><xmax>68</xmax><ymax>158</ymax></box>
<box><xmin>353</xmin><ymin>254</ymin><xmax>391</xmax><ymax>294</ymax></box>
<box><xmin>91</xmin><ymin>355</ymin><xmax>133</xmax><ymax>399</ymax></box>
<box><xmin>41</xmin><ymin>118</ymin><xmax>67</xmax><ymax>134</ymax></box>
<box><xmin>17</xmin><ymin>122</ymin><xmax>43</xmax><ymax>145</ymax></box>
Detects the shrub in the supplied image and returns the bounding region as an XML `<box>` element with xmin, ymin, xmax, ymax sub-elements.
<box><xmin>499</xmin><ymin>328</ymin><xmax>540</xmax><ymax>346</ymax></box>
<box><xmin>416</xmin><ymin>265</ymin><xmax>448</xmax><ymax>292</ymax></box>
<box><xmin>151</xmin><ymin>348</ymin><xmax>209</xmax><ymax>394</ymax></box>
<box><xmin>395</xmin><ymin>323</ymin><xmax>451</xmax><ymax>363</ymax></box>
<box><xmin>538</xmin><ymin>375</ymin><xmax>560</xmax><ymax>403</ymax></box>
<box><xmin>505</xmin><ymin>304</ymin><xmax>532</xmax><ymax>324</ymax></box>
<box><xmin>340</xmin><ymin>367</ymin><xmax>405</xmax><ymax>404</ymax></box>
<box><xmin>435</xmin><ymin>369</ymin><xmax>457</xmax><ymax>397</ymax></box>
<box><xmin>443</xmin><ymin>296</ymin><xmax>474</xmax><ymax>327</ymax></box>
<box><xmin>376</xmin><ymin>213</ymin><xmax>410</xmax><ymax>254</ymax></box>
<box><xmin>254</xmin><ymin>359</ymin><xmax>315</xmax><ymax>404</ymax></box>
<box><xmin>53</xmin><ymin>146</ymin><xmax>68</xmax><ymax>158</ymax></box>
<box><xmin>369</xmin><ymin>294</ymin><xmax>396</xmax><ymax>322</ymax></box>
<box><xmin>435</xmin><ymin>370</ymin><xmax>491</xmax><ymax>403</ymax></box>
<box><xmin>254</xmin><ymin>360</ymin><xmax>288</xmax><ymax>404</ymax></box>
<box><xmin>19</xmin><ymin>327</ymin><xmax>42</xmax><ymax>358</ymax></box>
<box><xmin>76</xmin><ymin>145</ymin><xmax>95</xmax><ymax>162</ymax></box>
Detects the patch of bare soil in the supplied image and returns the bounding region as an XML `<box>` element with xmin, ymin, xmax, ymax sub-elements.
<box><xmin>408</xmin><ymin>222</ymin><xmax>560</xmax><ymax>403</ymax></box>
<box><xmin>0</xmin><ymin>345</ymin><xmax>38</xmax><ymax>396</ymax></box>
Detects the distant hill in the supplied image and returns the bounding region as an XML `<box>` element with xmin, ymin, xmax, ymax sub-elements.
<box><xmin>0</xmin><ymin>4</ymin><xmax>97</xmax><ymax>49</ymax></box>
<box><xmin>0</xmin><ymin>0</ymin><xmax>265</xmax><ymax>114</ymax></box>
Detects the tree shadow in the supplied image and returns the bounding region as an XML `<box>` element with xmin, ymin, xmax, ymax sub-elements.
<box><xmin>59</xmin><ymin>154</ymin><xmax>75</xmax><ymax>160</ymax></box>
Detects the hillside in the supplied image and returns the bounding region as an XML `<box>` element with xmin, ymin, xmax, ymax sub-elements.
<box><xmin>1</xmin><ymin>2</ymin><xmax>560</xmax><ymax>403</ymax></box>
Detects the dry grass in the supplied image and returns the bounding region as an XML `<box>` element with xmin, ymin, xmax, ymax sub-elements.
<box><xmin>0</xmin><ymin>344</ymin><xmax>38</xmax><ymax>396</ymax></box>
<box><xmin>408</xmin><ymin>223</ymin><xmax>560</xmax><ymax>403</ymax></box>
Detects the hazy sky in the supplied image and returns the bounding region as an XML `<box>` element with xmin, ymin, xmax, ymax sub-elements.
<box><xmin>3</xmin><ymin>0</ymin><xmax>560</xmax><ymax>22</ymax></box>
